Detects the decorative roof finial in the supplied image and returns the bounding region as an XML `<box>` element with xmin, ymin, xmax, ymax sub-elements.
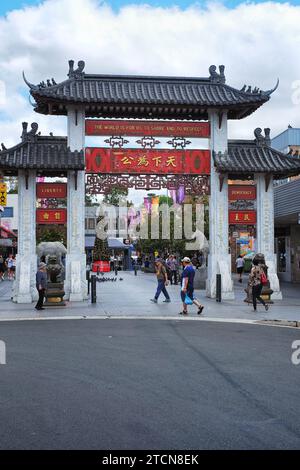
<box><xmin>22</xmin><ymin>71</ymin><xmax>38</xmax><ymax>90</ymax></box>
<box><xmin>262</xmin><ymin>78</ymin><xmax>279</xmax><ymax>96</ymax></box>
<box><xmin>21</xmin><ymin>122</ymin><xmax>39</xmax><ymax>142</ymax></box>
<box><xmin>68</xmin><ymin>59</ymin><xmax>85</xmax><ymax>79</ymax></box>
<box><xmin>264</xmin><ymin>128</ymin><xmax>271</xmax><ymax>146</ymax></box>
<box><xmin>254</xmin><ymin>127</ymin><xmax>271</xmax><ymax>146</ymax></box>
<box><xmin>209</xmin><ymin>65</ymin><xmax>226</xmax><ymax>84</ymax></box>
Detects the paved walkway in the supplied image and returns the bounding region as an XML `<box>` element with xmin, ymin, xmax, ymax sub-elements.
<box><xmin>0</xmin><ymin>272</ymin><xmax>299</xmax><ymax>323</ymax></box>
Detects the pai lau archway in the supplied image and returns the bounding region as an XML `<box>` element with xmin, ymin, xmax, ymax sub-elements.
<box><xmin>6</xmin><ymin>60</ymin><xmax>300</xmax><ymax>303</ymax></box>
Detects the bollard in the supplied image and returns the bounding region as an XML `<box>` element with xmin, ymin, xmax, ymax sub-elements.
<box><xmin>115</xmin><ymin>265</ymin><xmax>118</xmax><ymax>276</ymax></box>
<box><xmin>216</xmin><ymin>274</ymin><xmax>221</xmax><ymax>302</ymax></box>
<box><xmin>86</xmin><ymin>269</ymin><xmax>91</xmax><ymax>295</ymax></box>
<box><xmin>91</xmin><ymin>274</ymin><xmax>97</xmax><ymax>304</ymax></box>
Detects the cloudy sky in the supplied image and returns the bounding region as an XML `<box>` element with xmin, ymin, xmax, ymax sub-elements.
<box><xmin>0</xmin><ymin>0</ymin><xmax>300</xmax><ymax>149</ymax></box>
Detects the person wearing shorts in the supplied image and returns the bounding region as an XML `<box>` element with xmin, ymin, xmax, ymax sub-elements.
<box><xmin>236</xmin><ymin>255</ymin><xmax>245</xmax><ymax>283</ymax></box>
<box><xmin>5</xmin><ymin>254</ymin><xmax>14</xmax><ymax>281</ymax></box>
<box><xmin>180</xmin><ymin>257</ymin><xmax>204</xmax><ymax>316</ymax></box>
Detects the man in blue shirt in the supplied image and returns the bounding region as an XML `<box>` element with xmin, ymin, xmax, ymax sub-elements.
<box><xmin>180</xmin><ymin>257</ymin><xmax>204</xmax><ymax>315</ymax></box>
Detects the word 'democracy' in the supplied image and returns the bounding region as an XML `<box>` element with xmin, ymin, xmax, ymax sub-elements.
<box><xmin>0</xmin><ymin>340</ymin><xmax>6</xmax><ymax>365</ymax></box>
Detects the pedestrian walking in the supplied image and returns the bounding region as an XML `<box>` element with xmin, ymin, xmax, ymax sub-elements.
<box><xmin>5</xmin><ymin>254</ymin><xmax>14</xmax><ymax>281</ymax></box>
<box><xmin>179</xmin><ymin>257</ymin><xmax>204</xmax><ymax>315</ymax></box>
<box><xmin>248</xmin><ymin>258</ymin><xmax>269</xmax><ymax>312</ymax></box>
<box><xmin>167</xmin><ymin>255</ymin><xmax>178</xmax><ymax>285</ymax></box>
<box><xmin>35</xmin><ymin>262</ymin><xmax>47</xmax><ymax>311</ymax></box>
<box><xmin>0</xmin><ymin>254</ymin><xmax>5</xmax><ymax>281</ymax></box>
<box><xmin>236</xmin><ymin>254</ymin><xmax>245</xmax><ymax>283</ymax></box>
<box><xmin>150</xmin><ymin>258</ymin><xmax>171</xmax><ymax>303</ymax></box>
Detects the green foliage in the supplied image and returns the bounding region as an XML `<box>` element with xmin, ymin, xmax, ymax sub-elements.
<box><xmin>93</xmin><ymin>215</ymin><xmax>110</xmax><ymax>261</ymax></box>
<box><xmin>93</xmin><ymin>236</ymin><xmax>110</xmax><ymax>261</ymax></box>
<box><xmin>85</xmin><ymin>193</ymin><xmax>98</xmax><ymax>206</ymax></box>
<box><xmin>103</xmin><ymin>187</ymin><xmax>128</xmax><ymax>206</ymax></box>
<box><xmin>36</xmin><ymin>226</ymin><xmax>67</xmax><ymax>245</ymax></box>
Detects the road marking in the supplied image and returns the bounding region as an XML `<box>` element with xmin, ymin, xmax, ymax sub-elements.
<box><xmin>0</xmin><ymin>315</ymin><xmax>298</xmax><ymax>328</ymax></box>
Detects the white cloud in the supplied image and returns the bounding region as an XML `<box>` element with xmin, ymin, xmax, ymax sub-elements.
<box><xmin>0</xmin><ymin>0</ymin><xmax>300</xmax><ymax>147</ymax></box>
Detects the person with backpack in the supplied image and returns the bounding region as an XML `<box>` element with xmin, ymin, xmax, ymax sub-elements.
<box><xmin>249</xmin><ymin>258</ymin><xmax>269</xmax><ymax>312</ymax></box>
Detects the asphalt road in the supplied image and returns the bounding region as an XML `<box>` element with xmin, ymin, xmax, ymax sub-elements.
<box><xmin>0</xmin><ymin>319</ymin><xmax>300</xmax><ymax>450</ymax></box>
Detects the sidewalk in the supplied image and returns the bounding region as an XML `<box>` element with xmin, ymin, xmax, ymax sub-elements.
<box><xmin>0</xmin><ymin>272</ymin><xmax>299</xmax><ymax>323</ymax></box>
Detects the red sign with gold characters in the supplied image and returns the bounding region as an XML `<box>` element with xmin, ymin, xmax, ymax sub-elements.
<box><xmin>36</xmin><ymin>209</ymin><xmax>67</xmax><ymax>224</ymax></box>
<box><xmin>85</xmin><ymin>120</ymin><xmax>210</xmax><ymax>138</ymax></box>
<box><xmin>228</xmin><ymin>185</ymin><xmax>256</xmax><ymax>201</ymax></box>
<box><xmin>36</xmin><ymin>183</ymin><xmax>67</xmax><ymax>199</ymax></box>
<box><xmin>85</xmin><ymin>148</ymin><xmax>210</xmax><ymax>175</ymax></box>
<box><xmin>229</xmin><ymin>211</ymin><xmax>256</xmax><ymax>225</ymax></box>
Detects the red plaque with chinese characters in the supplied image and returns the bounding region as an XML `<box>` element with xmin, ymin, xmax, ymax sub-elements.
<box><xmin>36</xmin><ymin>209</ymin><xmax>67</xmax><ymax>224</ymax></box>
<box><xmin>36</xmin><ymin>183</ymin><xmax>67</xmax><ymax>199</ymax></box>
<box><xmin>85</xmin><ymin>148</ymin><xmax>211</xmax><ymax>175</ymax></box>
<box><xmin>229</xmin><ymin>210</ymin><xmax>256</xmax><ymax>224</ymax></box>
<box><xmin>85</xmin><ymin>120</ymin><xmax>210</xmax><ymax>138</ymax></box>
<box><xmin>228</xmin><ymin>185</ymin><xmax>256</xmax><ymax>201</ymax></box>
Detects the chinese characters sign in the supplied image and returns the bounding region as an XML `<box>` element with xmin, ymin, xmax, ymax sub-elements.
<box><xmin>0</xmin><ymin>183</ymin><xmax>7</xmax><ymax>207</ymax></box>
<box><xmin>228</xmin><ymin>185</ymin><xmax>256</xmax><ymax>201</ymax></box>
<box><xmin>36</xmin><ymin>183</ymin><xmax>67</xmax><ymax>199</ymax></box>
<box><xmin>85</xmin><ymin>120</ymin><xmax>210</xmax><ymax>138</ymax></box>
<box><xmin>36</xmin><ymin>209</ymin><xmax>67</xmax><ymax>224</ymax></box>
<box><xmin>85</xmin><ymin>148</ymin><xmax>210</xmax><ymax>175</ymax></box>
<box><xmin>229</xmin><ymin>211</ymin><xmax>256</xmax><ymax>225</ymax></box>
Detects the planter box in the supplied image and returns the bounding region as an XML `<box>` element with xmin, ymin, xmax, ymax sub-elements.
<box><xmin>92</xmin><ymin>261</ymin><xmax>110</xmax><ymax>273</ymax></box>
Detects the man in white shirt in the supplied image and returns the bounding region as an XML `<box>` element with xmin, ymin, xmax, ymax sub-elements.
<box><xmin>236</xmin><ymin>255</ymin><xmax>245</xmax><ymax>283</ymax></box>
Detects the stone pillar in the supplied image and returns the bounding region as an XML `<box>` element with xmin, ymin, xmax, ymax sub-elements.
<box><xmin>13</xmin><ymin>170</ymin><xmax>38</xmax><ymax>303</ymax></box>
<box><xmin>64</xmin><ymin>106</ymin><xmax>88</xmax><ymax>301</ymax></box>
<box><xmin>206</xmin><ymin>110</ymin><xmax>234</xmax><ymax>299</ymax></box>
<box><xmin>255</xmin><ymin>173</ymin><xmax>282</xmax><ymax>299</ymax></box>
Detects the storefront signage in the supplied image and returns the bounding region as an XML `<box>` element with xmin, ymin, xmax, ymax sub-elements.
<box><xmin>85</xmin><ymin>120</ymin><xmax>210</xmax><ymax>138</ymax></box>
<box><xmin>85</xmin><ymin>148</ymin><xmax>211</xmax><ymax>175</ymax></box>
<box><xmin>229</xmin><ymin>210</ymin><xmax>256</xmax><ymax>224</ymax></box>
<box><xmin>0</xmin><ymin>183</ymin><xmax>7</xmax><ymax>207</ymax></box>
<box><xmin>228</xmin><ymin>185</ymin><xmax>256</xmax><ymax>201</ymax></box>
<box><xmin>36</xmin><ymin>209</ymin><xmax>67</xmax><ymax>224</ymax></box>
<box><xmin>37</xmin><ymin>183</ymin><xmax>67</xmax><ymax>199</ymax></box>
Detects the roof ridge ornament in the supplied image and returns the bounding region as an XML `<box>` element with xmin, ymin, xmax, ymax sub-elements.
<box><xmin>261</xmin><ymin>78</ymin><xmax>279</xmax><ymax>96</ymax></box>
<box><xmin>209</xmin><ymin>65</ymin><xmax>225</xmax><ymax>84</ymax></box>
<box><xmin>22</xmin><ymin>71</ymin><xmax>38</xmax><ymax>90</ymax></box>
<box><xmin>21</xmin><ymin>122</ymin><xmax>39</xmax><ymax>142</ymax></box>
<box><xmin>68</xmin><ymin>60</ymin><xmax>85</xmax><ymax>79</ymax></box>
<box><xmin>254</xmin><ymin>127</ymin><xmax>271</xmax><ymax>146</ymax></box>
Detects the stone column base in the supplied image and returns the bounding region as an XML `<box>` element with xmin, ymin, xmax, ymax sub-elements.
<box><xmin>64</xmin><ymin>254</ymin><xmax>88</xmax><ymax>302</ymax></box>
<box><xmin>265</xmin><ymin>255</ymin><xmax>282</xmax><ymax>300</ymax></box>
<box><xmin>13</xmin><ymin>254</ymin><xmax>38</xmax><ymax>303</ymax></box>
<box><xmin>206</xmin><ymin>254</ymin><xmax>235</xmax><ymax>300</ymax></box>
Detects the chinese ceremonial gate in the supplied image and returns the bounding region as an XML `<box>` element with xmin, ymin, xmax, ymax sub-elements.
<box><xmin>85</xmin><ymin>119</ymin><xmax>211</xmax><ymax>196</ymax></box>
<box><xmin>8</xmin><ymin>59</ymin><xmax>300</xmax><ymax>303</ymax></box>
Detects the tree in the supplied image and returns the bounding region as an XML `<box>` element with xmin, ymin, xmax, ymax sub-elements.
<box><xmin>93</xmin><ymin>215</ymin><xmax>110</xmax><ymax>261</ymax></box>
<box><xmin>103</xmin><ymin>187</ymin><xmax>128</xmax><ymax>206</ymax></box>
<box><xmin>85</xmin><ymin>193</ymin><xmax>98</xmax><ymax>206</ymax></box>
<box><xmin>36</xmin><ymin>226</ymin><xmax>67</xmax><ymax>245</ymax></box>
